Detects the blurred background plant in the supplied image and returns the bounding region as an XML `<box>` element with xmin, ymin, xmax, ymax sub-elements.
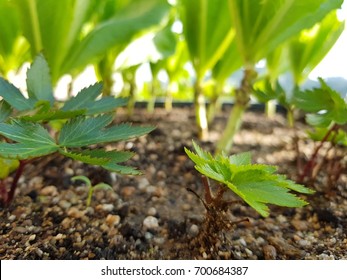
<box><xmin>0</xmin><ymin>0</ymin><xmax>346</xmax><ymax>152</ymax></box>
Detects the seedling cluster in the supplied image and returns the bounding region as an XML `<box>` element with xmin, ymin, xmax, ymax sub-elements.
<box><xmin>0</xmin><ymin>54</ymin><xmax>153</xmax><ymax>206</ymax></box>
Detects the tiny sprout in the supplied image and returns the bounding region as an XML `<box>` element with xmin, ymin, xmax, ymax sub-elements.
<box><xmin>71</xmin><ymin>175</ymin><xmax>113</xmax><ymax>207</ymax></box>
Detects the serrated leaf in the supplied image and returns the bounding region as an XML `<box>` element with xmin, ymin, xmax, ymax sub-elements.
<box><xmin>229</xmin><ymin>152</ymin><xmax>252</xmax><ymax>165</ymax></box>
<box><xmin>0</xmin><ymin>77</ymin><xmax>35</xmax><ymax>111</ymax></box>
<box><xmin>0</xmin><ymin>120</ymin><xmax>58</xmax><ymax>159</ymax></box>
<box><xmin>103</xmin><ymin>163</ymin><xmax>141</xmax><ymax>175</ymax></box>
<box><xmin>20</xmin><ymin>108</ymin><xmax>86</xmax><ymax>122</ymax></box>
<box><xmin>59</xmin><ymin>149</ymin><xmax>111</xmax><ymax>165</ymax></box>
<box><xmin>59</xmin><ymin>115</ymin><xmax>154</xmax><ymax>148</ymax></box>
<box><xmin>61</xmin><ymin>83</ymin><xmax>103</xmax><ymax>112</ymax></box>
<box><xmin>58</xmin><ymin>114</ymin><xmax>113</xmax><ymax>147</ymax></box>
<box><xmin>62</xmin><ymin>148</ymin><xmax>139</xmax><ymax>175</ymax></box>
<box><xmin>185</xmin><ymin>141</ymin><xmax>314</xmax><ymax>217</ymax></box>
<box><xmin>0</xmin><ymin>120</ymin><xmax>56</xmax><ymax>145</ymax></box>
<box><xmin>0</xmin><ymin>142</ymin><xmax>58</xmax><ymax>160</ymax></box>
<box><xmin>294</xmin><ymin>78</ymin><xmax>347</xmax><ymax>126</ymax></box>
<box><xmin>86</xmin><ymin>97</ymin><xmax>128</xmax><ymax>115</ymax></box>
<box><xmin>26</xmin><ymin>54</ymin><xmax>54</xmax><ymax>105</ymax></box>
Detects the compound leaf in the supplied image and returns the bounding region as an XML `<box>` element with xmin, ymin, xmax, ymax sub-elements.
<box><xmin>185</xmin><ymin>142</ymin><xmax>314</xmax><ymax>217</ymax></box>
<box><xmin>0</xmin><ymin>120</ymin><xmax>58</xmax><ymax>159</ymax></box>
<box><xmin>58</xmin><ymin>115</ymin><xmax>154</xmax><ymax>147</ymax></box>
<box><xmin>26</xmin><ymin>53</ymin><xmax>54</xmax><ymax>105</ymax></box>
<box><xmin>61</xmin><ymin>83</ymin><xmax>103</xmax><ymax>112</ymax></box>
<box><xmin>61</xmin><ymin>148</ymin><xmax>139</xmax><ymax>175</ymax></box>
<box><xmin>0</xmin><ymin>77</ymin><xmax>35</xmax><ymax>111</ymax></box>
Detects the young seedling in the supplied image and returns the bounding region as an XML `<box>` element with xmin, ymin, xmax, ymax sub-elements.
<box><xmin>0</xmin><ymin>54</ymin><xmax>154</xmax><ymax>206</ymax></box>
<box><xmin>293</xmin><ymin>78</ymin><xmax>347</xmax><ymax>189</ymax></box>
<box><xmin>185</xmin><ymin>141</ymin><xmax>314</xmax><ymax>255</ymax></box>
<box><xmin>71</xmin><ymin>175</ymin><xmax>113</xmax><ymax>207</ymax></box>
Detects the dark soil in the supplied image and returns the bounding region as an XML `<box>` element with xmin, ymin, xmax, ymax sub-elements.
<box><xmin>0</xmin><ymin>107</ymin><xmax>346</xmax><ymax>260</ymax></box>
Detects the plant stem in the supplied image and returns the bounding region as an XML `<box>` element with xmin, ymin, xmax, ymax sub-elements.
<box><xmin>86</xmin><ymin>187</ymin><xmax>93</xmax><ymax>207</ymax></box>
<box><xmin>194</xmin><ymin>81</ymin><xmax>208</xmax><ymax>140</ymax></box>
<box><xmin>216</xmin><ymin>67</ymin><xmax>256</xmax><ymax>153</ymax></box>
<box><xmin>216</xmin><ymin>102</ymin><xmax>246</xmax><ymax>153</ymax></box>
<box><xmin>265</xmin><ymin>100</ymin><xmax>276</xmax><ymax>119</ymax></box>
<box><xmin>298</xmin><ymin>123</ymin><xmax>339</xmax><ymax>183</ymax></box>
<box><xmin>7</xmin><ymin>160</ymin><xmax>28</xmax><ymax>205</ymax></box>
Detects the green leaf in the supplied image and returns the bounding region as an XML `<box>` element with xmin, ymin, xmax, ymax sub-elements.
<box><xmin>59</xmin><ymin>149</ymin><xmax>111</xmax><ymax>165</ymax></box>
<box><xmin>229</xmin><ymin>0</ymin><xmax>343</xmax><ymax>64</ymax></box>
<box><xmin>61</xmin><ymin>83</ymin><xmax>104</xmax><ymax>112</ymax></box>
<box><xmin>61</xmin><ymin>82</ymin><xmax>128</xmax><ymax>115</ymax></box>
<box><xmin>229</xmin><ymin>152</ymin><xmax>252</xmax><ymax>165</ymax></box>
<box><xmin>71</xmin><ymin>175</ymin><xmax>92</xmax><ymax>187</ymax></box>
<box><xmin>179</xmin><ymin>0</ymin><xmax>235</xmax><ymax>79</ymax></box>
<box><xmin>63</xmin><ymin>0</ymin><xmax>170</xmax><ymax>74</ymax></box>
<box><xmin>58</xmin><ymin>115</ymin><xmax>154</xmax><ymax>147</ymax></box>
<box><xmin>288</xmin><ymin>11</ymin><xmax>344</xmax><ymax>83</ymax></box>
<box><xmin>20</xmin><ymin>109</ymin><xmax>86</xmax><ymax>122</ymax></box>
<box><xmin>308</xmin><ymin>127</ymin><xmax>347</xmax><ymax>146</ymax></box>
<box><xmin>0</xmin><ymin>120</ymin><xmax>58</xmax><ymax>159</ymax></box>
<box><xmin>62</xmin><ymin>149</ymin><xmax>140</xmax><ymax>175</ymax></box>
<box><xmin>185</xmin><ymin>142</ymin><xmax>314</xmax><ymax>217</ymax></box>
<box><xmin>15</xmin><ymin>0</ymin><xmax>97</xmax><ymax>83</ymax></box>
<box><xmin>0</xmin><ymin>77</ymin><xmax>35</xmax><ymax>111</ymax></box>
<box><xmin>86</xmin><ymin>97</ymin><xmax>128</xmax><ymax>115</ymax></box>
<box><xmin>26</xmin><ymin>53</ymin><xmax>54</xmax><ymax>105</ymax></box>
<box><xmin>0</xmin><ymin>157</ymin><xmax>20</xmax><ymax>179</ymax></box>
<box><xmin>0</xmin><ymin>101</ymin><xmax>12</xmax><ymax>122</ymax></box>
<box><xmin>294</xmin><ymin>78</ymin><xmax>347</xmax><ymax>126</ymax></box>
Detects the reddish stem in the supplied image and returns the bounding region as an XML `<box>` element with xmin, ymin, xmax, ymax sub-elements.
<box><xmin>298</xmin><ymin>123</ymin><xmax>339</xmax><ymax>183</ymax></box>
<box><xmin>6</xmin><ymin>160</ymin><xmax>28</xmax><ymax>206</ymax></box>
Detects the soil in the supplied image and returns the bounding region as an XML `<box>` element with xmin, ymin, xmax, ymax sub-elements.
<box><xmin>0</xmin><ymin>106</ymin><xmax>346</xmax><ymax>260</ymax></box>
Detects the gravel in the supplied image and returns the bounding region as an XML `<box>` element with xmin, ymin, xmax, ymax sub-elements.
<box><xmin>0</xmin><ymin>107</ymin><xmax>346</xmax><ymax>260</ymax></box>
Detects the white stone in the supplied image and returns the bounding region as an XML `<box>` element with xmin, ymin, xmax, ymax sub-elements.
<box><xmin>143</xmin><ymin>216</ymin><xmax>159</xmax><ymax>229</ymax></box>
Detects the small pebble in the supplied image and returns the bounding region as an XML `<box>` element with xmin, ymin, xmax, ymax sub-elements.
<box><xmin>154</xmin><ymin>237</ymin><xmax>165</xmax><ymax>245</ymax></box>
<box><xmin>67</xmin><ymin>207</ymin><xmax>85</xmax><ymax>218</ymax></box>
<box><xmin>61</xmin><ymin>218</ymin><xmax>72</xmax><ymax>229</ymax></box>
<box><xmin>58</xmin><ymin>200</ymin><xmax>72</xmax><ymax>210</ymax></box>
<box><xmin>263</xmin><ymin>245</ymin><xmax>277</xmax><ymax>260</ymax></box>
<box><xmin>143</xmin><ymin>216</ymin><xmax>159</xmax><ymax>229</ymax></box>
<box><xmin>40</xmin><ymin>185</ymin><xmax>58</xmax><ymax>196</ymax></box>
<box><xmin>145</xmin><ymin>232</ymin><xmax>153</xmax><ymax>240</ymax></box>
<box><xmin>8</xmin><ymin>215</ymin><xmax>16</xmax><ymax>222</ymax></box>
<box><xmin>138</xmin><ymin>178</ymin><xmax>150</xmax><ymax>190</ymax></box>
<box><xmin>182</xmin><ymin>204</ymin><xmax>191</xmax><ymax>211</ymax></box>
<box><xmin>147</xmin><ymin>207</ymin><xmax>157</xmax><ymax>216</ymax></box>
<box><xmin>189</xmin><ymin>224</ymin><xmax>199</xmax><ymax>237</ymax></box>
<box><xmin>14</xmin><ymin>227</ymin><xmax>27</xmax><ymax>233</ymax></box>
<box><xmin>98</xmin><ymin>204</ymin><xmax>114</xmax><ymax>212</ymax></box>
<box><xmin>245</xmin><ymin>248</ymin><xmax>253</xmax><ymax>257</ymax></box>
<box><xmin>291</xmin><ymin>220</ymin><xmax>308</xmax><ymax>231</ymax></box>
<box><xmin>121</xmin><ymin>186</ymin><xmax>136</xmax><ymax>197</ymax></box>
<box><xmin>105</xmin><ymin>214</ymin><xmax>121</xmax><ymax>227</ymax></box>
<box><xmin>318</xmin><ymin>253</ymin><xmax>335</xmax><ymax>260</ymax></box>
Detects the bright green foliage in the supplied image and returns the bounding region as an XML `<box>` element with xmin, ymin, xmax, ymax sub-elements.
<box><xmin>71</xmin><ymin>175</ymin><xmax>113</xmax><ymax>207</ymax></box>
<box><xmin>0</xmin><ymin>157</ymin><xmax>19</xmax><ymax>179</ymax></box>
<box><xmin>178</xmin><ymin>0</ymin><xmax>234</xmax><ymax>80</ymax></box>
<box><xmin>288</xmin><ymin>11</ymin><xmax>344</xmax><ymax>84</ymax></box>
<box><xmin>294</xmin><ymin>78</ymin><xmax>347</xmax><ymax>127</ymax></box>
<box><xmin>308</xmin><ymin>126</ymin><xmax>347</xmax><ymax>146</ymax></box>
<box><xmin>229</xmin><ymin>0</ymin><xmax>343</xmax><ymax>65</ymax></box>
<box><xmin>185</xmin><ymin>141</ymin><xmax>314</xmax><ymax>217</ymax></box>
<box><xmin>0</xmin><ymin>54</ymin><xmax>153</xmax><ymax>175</ymax></box>
<box><xmin>0</xmin><ymin>120</ymin><xmax>58</xmax><ymax>159</ymax></box>
<box><xmin>0</xmin><ymin>0</ymin><xmax>29</xmax><ymax>76</ymax></box>
<box><xmin>13</xmin><ymin>0</ymin><xmax>170</xmax><ymax>83</ymax></box>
